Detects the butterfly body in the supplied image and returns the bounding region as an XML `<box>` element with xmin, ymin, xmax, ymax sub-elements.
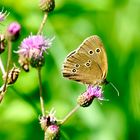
<box><xmin>62</xmin><ymin>35</ymin><xmax>108</xmax><ymax>86</ymax></box>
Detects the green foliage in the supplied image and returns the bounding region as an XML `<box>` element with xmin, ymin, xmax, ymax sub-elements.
<box><xmin>0</xmin><ymin>0</ymin><xmax>140</xmax><ymax>140</ymax></box>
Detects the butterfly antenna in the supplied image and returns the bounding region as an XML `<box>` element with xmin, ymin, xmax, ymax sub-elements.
<box><xmin>97</xmin><ymin>98</ymin><xmax>109</xmax><ymax>105</ymax></box>
<box><xmin>97</xmin><ymin>99</ymin><xmax>103</xmax><ymax>105</ymax></box>
<box><xmin>109</xmin><ymin>82</ymin><xmax>119</xmax><ymax>96</ymax></box>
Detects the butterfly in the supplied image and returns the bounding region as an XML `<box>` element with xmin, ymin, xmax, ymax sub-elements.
<box><xmin>62</xmin><ymin>35</ymin><xmax>108</xmax><ymax>86</ymax></box>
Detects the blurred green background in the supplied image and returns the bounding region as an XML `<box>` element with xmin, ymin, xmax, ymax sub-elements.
<box><xmin>0</xmin><ymin>0</ymin><xmax>140</xmax><ymax>140</ymax></box>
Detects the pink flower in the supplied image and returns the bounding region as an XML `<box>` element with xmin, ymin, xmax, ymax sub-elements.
<box><xmin>87</xmin><ymin>85</ymin><xmax>103</xmax><ymax>100</ymax></box>
<box><xmin>17</xmin><ymin>34</ymin><xmax>53</xmax><ymax>58</ymax></box>
<box><xmin>7</xmin><ymin>22</ymin><xmax>21</xmax><ymax>41</ymax></box>
<box><xmin>17</xmin><ymin>34</ymin><xmax>53</xmax><ymax>70</ymax></box>
<box><xmin>77</xmin><ymin>85</ymin><xmax>104</xmax><ymax>107</ymax></box>
<box><xmin>8</xmin><ymin>22</ymin><xmax>21</xmax><ymax>35</ymax></box>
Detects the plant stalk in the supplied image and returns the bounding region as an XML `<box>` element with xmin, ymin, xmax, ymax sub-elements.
<box><xmin>0</xmin><ymin>57</ymin><xmax>6</xmax><ymax>75</ymax></box>
<box><xmin>3</xmin><ymin>39</ymin><xmax>12</xmax><ymax>92</ymax></box>
<box><xmin>0</xmin><ymin>39</ymin><xmax>12</xmax><ymax>103</ymax></box>
<box><xmin>37</xmin><ymin>67</ymin><xmax>45</xmax><ymax>116</ymax></box>
<box><xmin>38</xmin><ymin>12</ymin><xmax>48</xmax><ymax>35</ymax></box>
<box><xmin>60</xmin><ymin>105</ymin><xmax>80</xmax><ymax>125</ymax></box>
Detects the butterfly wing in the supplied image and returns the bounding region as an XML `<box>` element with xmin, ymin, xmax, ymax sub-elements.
<box><xmin>62</xmin><ymin>50</ymin><xmax>103</xmax><ymax>85</ymax></box>
<box><xmin>62</xmin><ymin>35</ymin><xmax>108</xmax><ymax>85</ymax></box>
<box><xmin>77</xmin><ymin>35</ymin><xmax>108</xmax><ymax>79</ymax></box>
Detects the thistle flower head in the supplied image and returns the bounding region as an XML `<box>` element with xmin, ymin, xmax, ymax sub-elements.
<box><xmin>77</xmin><ymin>85</ymin><xmax>104</xmax><ymax>107</ymax></box>
<box><xmin>0</xmin><ymin>7</ymin><xmax>9</xmax><ymax>22</ymax></box>
<box><xmin>0</xmin><ymin>34</ymin><xmax>6</xmax><ymax>54</ymax></box>
<box><xmin>39</xmin><ymin>0</ymin><xmax>55</xmax><ymax>12</ymax></box>
<box><xmin>87</xmin><ymin>85</ymin><xmax>103</xmax><ymax>99</ymax></box>
<box><xmin>45</xmin><ymin>125</ymin><xmax>60</xmax><ymax>140</ymax></box>
<box><xmin>7</xmin><ymin>22</ymin><xmax>21</xmax><ymax>41</ymax></box>
<box><xmin>17</xmin><ymin>34</ymin><xmax>52</xmax><ymax>57</ymax></box>
<box><xmin>3</xmin><ymin>66</ymin><xmax>20</xmax><ymax>85</ymax></box>
<box><xmin>17</xmin><ymin>34</ymin><xmax>53</xmax><ymax>70</ymax></box>
<box><xmin>39</xmin><ymin>108</ymin><xmax>57</xmax><ymax>130</ymax></box>
<box><xmin>39</xmin><ymin>108</ymin><xmax>60</xmax><ymax>139</ymax></box>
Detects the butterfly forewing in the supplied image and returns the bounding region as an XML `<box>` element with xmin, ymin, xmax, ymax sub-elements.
<box><xmin>78</xmin><ymin>35</ymin><xmax>108</xmax><ymax>79</ymax></box>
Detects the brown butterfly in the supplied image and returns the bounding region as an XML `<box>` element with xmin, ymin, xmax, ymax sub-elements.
<box><xmin>62</xmin><ymin>35</ymin><xmax>108</xmax><ymax>86</ymax></box>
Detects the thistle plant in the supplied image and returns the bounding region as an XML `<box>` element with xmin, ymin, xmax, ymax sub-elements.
<box><xmin>0</xmin><ymin>1</ymin><xmax>111</xmax><ymax>140</ymax></box>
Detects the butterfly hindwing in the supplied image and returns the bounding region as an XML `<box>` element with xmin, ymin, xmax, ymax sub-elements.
<box><xmin>63</xmin><ymin>50</ymin><xmax>103</xmax><ymax>85</ymax></box>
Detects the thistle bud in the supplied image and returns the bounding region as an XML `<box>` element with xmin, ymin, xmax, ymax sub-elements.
<box><xmin>77</xmin><ymin>93</ymin><xmax>94</xmax><ymax>107</ymax></box>
<box><xmin>40</xmin><ymin>116</ymin><xmax>48</xmax><ymax>130</ymax></box>
<box><xmin>18</xmin><ymin>55</ymin><xmax>30</xmax><ymax>72</ymax></box>
<box><xmin>30</xmin><ymin>54</ymin><xmax>45</xmax><ymax>68</ymax></box>
<box><xmin>39</xmin><ymin>0</ymin><xmax>55</xmax><ymax>12</ymax></box>
<box><xmin>7</xmin><ymin>22</ymin><xmax>21</xmax><ymax>41</ymax></box>
<box><xmin>0</xmin><ymin>34</ymin><xmax>6</xmax><ymax>54</ymax></box>
<box><xmin>39</xmin><ymin>115</ymin><xmax>57</xmax><ymax>130</ymax></box>
<box><xmin>77</xmin><ymin>86</ymin><xmax>103</xmax><ymax>107</ymax></box>
<box><xmin>45</xmin><ymin>125</ymin><xmax>60</xmax><ymax>140</ymax></box>
<box><xmin>3</xmin><ymin>66</ymin><xmax>20</xmax><ymax>85</ymax></box>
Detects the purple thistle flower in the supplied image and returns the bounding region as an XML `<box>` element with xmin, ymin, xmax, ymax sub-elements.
<box><xmin>8</xmin><ymin>22</ymin><xmax>21</xmax><ymax>35</ymax></box>
<box><xmin>17</xmin><ymin>34</ymin><xmax>53</xmax><ymax>70</ymax></box>
<box><xmin>17</xmin><ymin>34</ymin><xmax>53</xmax><ymax>57</ymax></box>
<box><xmin>7</xmin><ymin>22</ymin><xmax>21</xmax><ymax>41</ymax></box>
<box><xmin>0</xmin><ymin>7</ymin><xmax>9</xmax><ymax>22</ymax></box>
<box><xmin>87</xmin><ymin>85</ymin><xmax>103</xmax><ymax>100</ymax></box>
<box><xmin>77</xmin><ymin>85</ymin><xmax>104</xmax><ymax>107</ymax></box>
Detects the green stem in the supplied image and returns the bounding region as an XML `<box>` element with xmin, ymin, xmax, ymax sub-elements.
<box><xmin>60</xmin><ymin>105</ymin><xmax>80</xmax><ymax>125</ymax></box>
<box><xmin>3</xmin><ymin>39</ymin><xmax>12</xmax><ymax>92</ymax></box>
<box><xmin>0</xmin><ymin>39</ymin><xmax>12</xmax><ymax>103</ymax></box>
<box><xmin>38</xmin><ymin>12</ymin><xmax>48</xmax><ymax>35</ymax></box>
<box><xmin>37</xmin><ymin>67</ymin><xmax>45</xmax><ymax>116</ymax></box>
<box><xmin>0</xmin><ymin>57</ymin><xmax>6</xmax><ymax>75</ymax></box>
